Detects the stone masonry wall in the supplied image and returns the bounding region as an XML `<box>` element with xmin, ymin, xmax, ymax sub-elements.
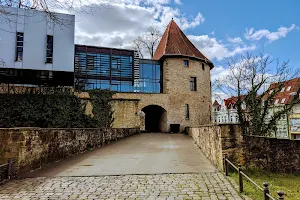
<box><xmin>163</xmin><ymin>58</ymin><xmax>212</xmax><ymax>127</ymax></box>
<box><xmin>188</xmin><ymin>125</ymin><xmax>223</xmax><ymax>170</ymax></box>
<box><xmin>0</xmin><ymin>128</ymin><xmax>139</xmax><ymax>175</ymax></box>
<box><xmin>243</xmin><ymin>136</ymin><xmax>300</xmax><ymax>172</ymax></box>
<box><xmin>111</xmin><ymin>99</ymin><xmax>140</xmax><ymax>129</ymax></box>
<box><xmin>188</xmin><ymin>124</ymin><xmax>300</xmax><ymax>173</ymax></box>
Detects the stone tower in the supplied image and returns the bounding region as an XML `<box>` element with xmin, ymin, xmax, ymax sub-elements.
<box><xmin>113</xmin><ymin>19</ymin><xmax>214</xmax><ymax>133</ymax></box>
<box><xmin>153</xmin><ymin>19</ymin><xmax>214</xmax><ymax>129</ymax></box>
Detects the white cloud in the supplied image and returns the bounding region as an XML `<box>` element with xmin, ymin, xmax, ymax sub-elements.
<box><xmin>74</xmin><ymin>1</ymin><xmax>204</xmax><ymax>48</ymax></box>
<box><xmin>245</xmin><ymin>24</ymin><xmax>296</xmax><ymax>42</ymax></box>
<box><xmin>227</xmin><ymin>37</ymin><xmax>242</xmax><ymax>44</ymax></box>
<box><xmin>211</xmin><ymin>66</ymin><xmax>228</xmax><ymax>81</ymax></box>
<box><xmin>174</xmin><ymin>0</ymin><xmax>182</xmax><ymax>4</ymax></box>
<box><xmin>188</xmin><ymin>35</ymin><xmax>256</xmax><ymax>61</ymax></box>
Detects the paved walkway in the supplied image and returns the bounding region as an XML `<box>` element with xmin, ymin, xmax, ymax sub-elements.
<box><xmin>0</xmin><ymin>134</ymin><xmax>243</xmax><ymax>200</ymax></box>
<box><xmin>26</xmin><ymin>133</ymin><xmax>218</xmax><ymax>177</ymax></box>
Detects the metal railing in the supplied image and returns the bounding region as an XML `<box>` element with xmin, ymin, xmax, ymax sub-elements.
<box><xmin>0</xmin><ymin>159</ymin><xmax>13</xmax><ymax>185</ymax></box>
<box><xmin>223</xmin><ymin>154</ymin><xmax>285</xmax><ymax>200</ymax></box>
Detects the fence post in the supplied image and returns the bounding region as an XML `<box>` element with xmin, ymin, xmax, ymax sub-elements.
<box><xmin>223</xmin><ymin>154</ymin><xmax>228</xmax><ymax>176</ymax></box>
<box><xmin>277</xmin><ymin>191</ymin><xmax>284</xmax><ymax>200</ymax></box>
<box><xmin>7</xmin><ymin>158</ymin><xmax>12</xmax><ymax>180</ymax></box>
<box><xmin>238</xmin><ymin>164</ymin><xmax>243</xmax><ymax>193</ymax></box>
<box><xmin>263</xmin><ymin>182</ymin><xmax>270</xmax><ymax>200</ymax></box>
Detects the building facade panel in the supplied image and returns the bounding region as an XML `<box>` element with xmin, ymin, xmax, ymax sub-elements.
<box><xmin>0</xmin><ymin>7</ymin><xmax>75</xmax><ymax>72</ymax></box>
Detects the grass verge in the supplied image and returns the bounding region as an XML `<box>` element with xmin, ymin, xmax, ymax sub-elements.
<box><xmin>229</xmin><ymin>170</ymin><xmax>300</xmax><ymax>200</ymax></box>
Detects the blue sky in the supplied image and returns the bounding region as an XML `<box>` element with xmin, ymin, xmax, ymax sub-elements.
<box><xmin>178</xmin><ymin>0</ymin><xmax>300</xmax><ymax>70</ymax></box>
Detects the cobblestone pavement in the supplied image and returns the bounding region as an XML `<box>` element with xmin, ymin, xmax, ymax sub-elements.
<box><xmin>0</xmin><ymin>173</ymin><xmax>243</xmax><ymax>200</ymax></box>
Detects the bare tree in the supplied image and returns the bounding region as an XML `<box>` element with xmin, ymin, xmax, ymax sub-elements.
<box><xmin>215</xmin><ymin>52</ymin><xmax>299</xmax><ymax>136</ymax></box>
<box><xmin>0</xmin><ymin>58</ymin><xmax>4</xmax><ymax>66</ymax></box>
<box><xmin>132</xmin><ymin>26</ymin><xmax>161</xmax><ymax>59</ymax></box>
<box><xmin>0</xmin><ymin>0</ymin><xmax>103</xmax><ymax>28</ymax></box>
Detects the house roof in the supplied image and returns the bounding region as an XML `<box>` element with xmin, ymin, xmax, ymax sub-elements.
<box><xmin>265</xmin><ymin>77</ymin><xmax>300</xmax><ymax>105</ymax></box>
<box><xmin>224</xmin><ymin>96</ymin><xmax>245</xmax><ymax>109</ymax></box>
<box><xmin>153</xmin><ymin>19</ymin><xmax>214</xmax><ymax>69</ymax></box>
<box><xmin>213</xmin><ymin>100</ymin><xmax>220</xmax><ymax>107</ymax></box>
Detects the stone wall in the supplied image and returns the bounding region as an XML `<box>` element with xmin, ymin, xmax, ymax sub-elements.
<box><xmin>188</xmin><ymin>124</ymin><xmax>300</xmax><ymax>173</ymax></box>
<box><xmin>0</xmin><ymin>128</ymin><xmax>139</xmax><ymax>175</ymax></box>
<box><xmin>188</xmin><ymin>125</ymin><xmax>223</xmax><ymax>170</ymax></box>
<box><xmin>111</xmin><ymin>99</ymin><xmax>140</xmax><ymax>129</ymax></box>
<box><xmin>243</xmin><ymin>136</ymin><xmax>300</xmax><ymax>172</ymax></box>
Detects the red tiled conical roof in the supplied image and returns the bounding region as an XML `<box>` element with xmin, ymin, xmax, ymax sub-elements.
<box><xmin>153</xmin><ymin>19</ymin><xmax>214</xmax><ymax>69</ymax></box>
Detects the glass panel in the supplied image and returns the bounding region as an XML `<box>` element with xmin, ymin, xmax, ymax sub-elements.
<box><xmin>87</xmin><ymin>82</ymin><xmax>94</xmax><ymax>90</ymax></box>
<box><xmin>17</xmin><ymin>52</ymin><xmax>23</xmax><ymax>61</ymax></box>
<box><xmin>17</xmin><ymin>42</ymin><xmax>23</xmax><ymax>46</ymax></box>
<box><xmin>154</xmin><ymin>82</ymin><xmax>160</xmax><ymax>93</ymax></box>
<box><xmin>120</xmin><ymin>81</ymin><xmax>133</xmax><ymax>92</ymax></box>
<box><xmin>74</xmin><ymin>47</ymin><xmax>135</xmax><ymax>91</ymax></box>
<box><xmin>185</xmin><ymin>104</ymin><xmax>190</xmax><ymax>119</ymax></box>
<box><xmin>155</xmin><ymin>64</ymin><xmax>160</xmax><ymax>79</ymax></box>
<box><xmin>46</xmin><ymin>58</ymin><xmax>52</xmax><ymax>63</ymax></box>
<box><xmin>111</xmin><ymin>84</ymin><xmax>119</xmax><ymax>92</ymax></box>
<box><xmin>143</xmin><ymin>64</ymin><xmax>153</xmax><ymax>79</ymax></box>
<box><xmin>100</xmin><ymin>80</ymin><xmax>110</xmax><ymax>90</ymax></box>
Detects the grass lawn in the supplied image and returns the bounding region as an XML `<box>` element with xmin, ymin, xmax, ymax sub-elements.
<box><xmin>229</xmin><ymin>170</ymin><xmax>300</xmax><ymax>200</ymax></box>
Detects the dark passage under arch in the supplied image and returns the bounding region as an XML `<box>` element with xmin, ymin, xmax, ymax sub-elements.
<box><xmin>142</xmin><ymin>105</ymin><xmax>167</xmax><ymax>132</ymax></box>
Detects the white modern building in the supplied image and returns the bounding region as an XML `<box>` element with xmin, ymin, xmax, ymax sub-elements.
<box><xmin>0</xmin><ymin>6</ymin><xmax>75</xmax><ymax>86</ymax></box>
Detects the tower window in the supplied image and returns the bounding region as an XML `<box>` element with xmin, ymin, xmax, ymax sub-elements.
<box><xmin>185</xmin><ymin>104</ymin><xmax>190</xmax><ymax>120</ymax></box>
<box><xmin>184</xmin><ymin>60</ymin><xmax>189</xmax><ymax>67</ymax></box>
<box><xmin>46</xmin><ymin>35</ymin><xmax>53</xmax><ymax>63</ymax></box>
<box><xmin>16</xmin><ymin>32</ymin><xmax>24</xmax><ymax>61</ymax></box>
<box><xmin>202</xmin><ymin>63</ymin><xmax>205</xmax><ymax>70</ymax></box>
<box><xmin>190</xmin><ymin>77</ymin><xmax>197</xmax><ymax>91</ymax></box>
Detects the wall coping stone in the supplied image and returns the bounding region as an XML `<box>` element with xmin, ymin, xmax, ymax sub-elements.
<box><xmin>188</xmin><ymin>124</ymin><xmax>216</xmax><ymax>128</ymax></box>
<box><xmin>111</xmin><ymin>98</ymin><xmax>140</xmax><ymax>102</ymax></box>
<box><xmin>0</xmin><ymin>127</ymin><xmax>139</xmax><ymax>131</ymax></box>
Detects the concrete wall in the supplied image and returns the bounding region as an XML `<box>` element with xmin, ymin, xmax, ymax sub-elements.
<box><xmin>0</xmin><ymin>7</ymin><xmax>74</xmax><ymax>72</ymax></box>
<box><xmin>188</xmin><ymin>124</ymin><xmax>300</xmax><ymax>173</ymax></box>
<box><xmin>0</xmin><ymin>128</ymin><xmax>139</xmax><ymax>175</ymax></box>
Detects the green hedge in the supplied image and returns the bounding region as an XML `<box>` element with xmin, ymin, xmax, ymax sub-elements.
<box><xmin>0</xmin><ymin>89</ymin><xmax>114</xmax><ymax>128</ymax></box>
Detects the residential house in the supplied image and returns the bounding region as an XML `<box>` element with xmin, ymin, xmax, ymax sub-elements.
<box><xmin>264</xmin><ymin>77</ymin><xmax>300</xmax><ymax>139</ymax></box>
<box><xmin>212</xmin><ymin>97</ymin><xmax>242</xmax><ymax>124</ymax></box>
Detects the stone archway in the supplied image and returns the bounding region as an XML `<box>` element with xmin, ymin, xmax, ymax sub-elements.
<box><xmin>142</xmin><ymin>105</ymin><xmax>167</xmax><ymax>132</ymax></box>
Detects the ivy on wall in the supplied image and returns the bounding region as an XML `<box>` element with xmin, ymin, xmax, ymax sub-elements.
<box><xmin>88</xmin><ymin>90</ymin><xmax>115</xmax><ymax>128</ymax></box>
<box><xmin>0</xmin><ymin>87</ymin><xmax>115</xmax><ymax>128</ymax></box>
